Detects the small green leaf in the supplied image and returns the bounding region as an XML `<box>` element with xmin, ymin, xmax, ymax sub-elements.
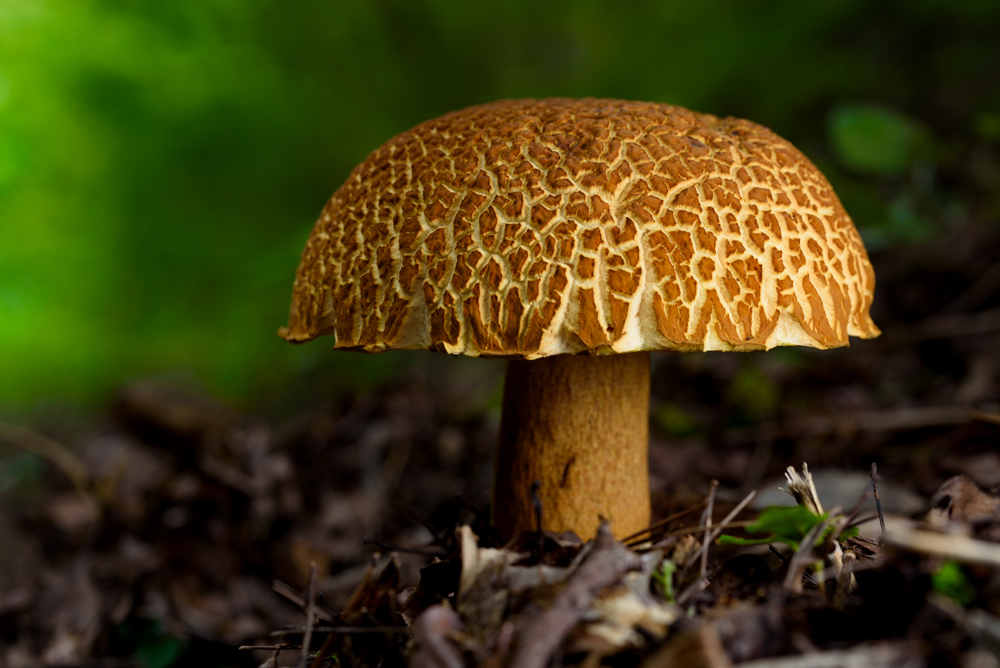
<box><xmin>828</xmin><ymin>103</ymin><xmax>921</xmax><ymax>176</ymax></box>
<box><xmin>653</xmin><ymin>560</ymin><xmax>677</xmax><ymax>603</ymax></box>
<box><xmin>747</xmin><ymin>505</ymin><xmax>826</xmax><ymax>542</ymax></box>
<box><xmin>836</xmin><ymin>525</ymin><xmax>859</xmax><ymax>540</ymax></box>
<box><xmin>717</xmin><ymin>506</ymin><xmax>836</xmax><ymax>550</ymax></box>
<box><xmin>932</xmin><ymin>560</ymin><xmax>975</xmax><ymax>607</ymax></box>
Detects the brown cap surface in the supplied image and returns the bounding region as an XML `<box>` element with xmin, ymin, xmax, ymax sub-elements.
<box><xmin>281</xmin><ymin>98</ymin><xmax>879</xmax><ymax>357</ymax></box>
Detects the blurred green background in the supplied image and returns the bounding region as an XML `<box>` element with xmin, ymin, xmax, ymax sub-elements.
<box><xmin>2</xmin><ymin>0</ymin><xmax>999</xmax><ymax>413</ymax></box>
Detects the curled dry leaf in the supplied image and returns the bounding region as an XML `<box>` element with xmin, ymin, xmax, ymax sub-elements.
<box><xmin>926</xmin><ymin>474</ymin><xmax>1000</xmax><ymax>529</ymax></box>
<box><xmin>411</xmin><ymin>604</ymin><xmax>464</xmax><ymax>668</ymax></box>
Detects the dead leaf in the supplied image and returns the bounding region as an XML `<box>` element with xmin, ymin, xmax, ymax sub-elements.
<box><xmin>508</xmin><ymin>523</ymin><xmax>641</xmax><ymax>668</ymax></box>
<box><xmin>926</xmin><ymin>474</ymin><xmax>1000</xmax><ymax>528</ymax></box>
<box><xmin>411</xmin><ymin>604</ymin><xmax>464</xmax><ymax>668</ymax></box>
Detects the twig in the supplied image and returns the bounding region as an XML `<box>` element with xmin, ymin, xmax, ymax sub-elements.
<box><xmin>843</xmin><ymin>480</ymin><xmax>874</xmax><ymax>528</ymax></box>
<box><xmin>700</xmin><ymin>480</ymin><xmax>719</xmax><ymax>586</ymax></box>
<box><xmin>272</xmin><ymin>580</ymin><xmax>334</xmax><ymax>622</ymax></box>
<box><xmin>676</xmin><ymin>490</ymin><xmax>757</xmax><ymax>606</ymax></box>
<box><xmin>770</xmin><ymin>545</ymin><xmax>820</xmax><ymax>587</ymax></box>
<box><xmin>630</xmin><ymin>520</ymin><xmax>754</xmax><ymax>545</ymax></box>
<box><xmin>239</xmin><ymin>644</ymin><xmax>298</xmax><ymax>651</ymax></box>
<box><xmin>683</xmin><ymin>490</ymin><xmax>757</xmax><ymax>569</ymax></box>
<box><xmin>622</xmin><ymin>501</ymin><xmax>706</xmax><ymax>545</ymax></box>
<box><xmin>363</xmin><ymin>536</ymin><xmax>447</xmax><ymax>557</ymax></box>
<box><xmin>969</xmin><ymin>409</ymin><xmax>1000</xmax><ymax>426</ymax></box>
<box><xmin>887</xmin><ymin>526</ymin><xmax>1000</xmax><ymax>566</ymax></box>
<box><xmin>769</xmin><ymin>544</ymin><xmax>790</xmax><ymax>564</ymax></box>
<box><xmin>272</xmin><ymin>626</ymin><xmax>410</xmax><ymax>635</ymax></box>
<box><xmin>845</xmin><ymin>514</ymin><xmax>880</xmax><ymax>530</ymax></box>
<box><xmin>871</xmin><ymin>463</ymin><xmax>887</xmax><ymax>544</ymax></box>
<box><xmin>301</xmin><ymin>561</ymin><xmax>318</xmax><ymax>665</ymax></box>
<box><xmin>783</xmin><ymin>518</ymin><xmax>830</xmax><ymax>595</ymax></box>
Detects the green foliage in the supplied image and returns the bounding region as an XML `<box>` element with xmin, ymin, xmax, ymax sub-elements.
<box><xmin>653</xmin><ymin>559</ymin><xmax>677</xmax><ymax>603</ymax></box>
<box><xmin>974</xmin><ymin>112</ymin><xmax>1000</xmax><ymax>140</ymax></box>
<box><xmin>932</xmin><ymin>560</ymin><xmax>975</xmax><ymax>607</ymax></box>
<box><xmin>652</xmin><ymin>404</ymin><xmax>701</xmax><ymax>438</ymax></box>
<box><xmin>718</xmin><ymin>505</ymin><xmax>858</xmax><ymax>550</ymax></box>
<box><xmin>728</xmin><ymin>366</ymin><xmax>779</xmax><ymax>418</ymax></box>
<box><xmin>719</xmin><ymin>505</ymin><xmax>824</xmax><ymax>549</ymax></box>
<box><xmin>1</xmin><ymin>1</ymin><xmax>998</xmax><ymax>408</ymax></box>
<box><xmin>828</xmin><ymin>104</ymin><xmax>923</xmax><ymax>177</ymax></box>
<box><xmin>112</xmin><ymin>618</ymin><xmax>185</xmax><ymax>668</ymax></box>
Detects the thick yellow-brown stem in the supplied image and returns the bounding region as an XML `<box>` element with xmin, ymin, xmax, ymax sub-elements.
<box><xmin>493</xmin><ymin>352</ymin><xmax>651</xmax><ymax>541</ymax></box>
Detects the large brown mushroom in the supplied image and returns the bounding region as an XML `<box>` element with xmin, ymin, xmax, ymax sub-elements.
<box><xmin>280</xmin><ymin>98</ymin><xmax>879</xmax><ymax>541</ymax></box>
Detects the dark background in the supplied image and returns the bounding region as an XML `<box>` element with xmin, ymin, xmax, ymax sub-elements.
<box><xmin>2</xmin><ymin>1</ymin><xmax>998</xmax><ymax>416</ymax></box>
<box><xmin>2</xmin><ymin>3</ymin><xmax>1000</xmax><ymax>665</ymax></box>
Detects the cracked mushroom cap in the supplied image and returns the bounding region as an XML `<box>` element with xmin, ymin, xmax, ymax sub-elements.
<box><xmin>280</xmin><ymin>98</ymin><xmax>879</xmax><ymax>357</ymax></box>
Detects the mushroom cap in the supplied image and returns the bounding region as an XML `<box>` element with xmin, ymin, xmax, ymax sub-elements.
<box><xmin>281</xmin><ymin>98</ymin><xmax>879</xmax><ymax>358</ymax></box>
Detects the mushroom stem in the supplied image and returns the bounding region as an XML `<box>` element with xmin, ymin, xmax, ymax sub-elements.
<box><xmin>493</xmin><ymin>352</ymin><xmax>651</xmax><ymax>540</ymax></box>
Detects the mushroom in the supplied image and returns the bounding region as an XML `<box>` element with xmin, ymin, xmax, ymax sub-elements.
<box><xmin>279</xmin><ymin>98</ymin><xmax>879</xmax><ymax>541</ymax></box>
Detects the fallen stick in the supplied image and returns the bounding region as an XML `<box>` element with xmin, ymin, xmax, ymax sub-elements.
<box><xmin>888</xmin><ymin>526</ymin><xmax>1000</xmax><ymax>566</ymax></box>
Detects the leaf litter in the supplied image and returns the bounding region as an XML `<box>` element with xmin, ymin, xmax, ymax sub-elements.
<box><xmin>4</xmin><ymin>222</ymin><xmax>1000</xmax><ymax>665</ymax></box>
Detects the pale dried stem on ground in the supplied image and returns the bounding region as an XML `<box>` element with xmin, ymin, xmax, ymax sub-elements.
<box><xmin>888</xmin><ymin>526</ymin><xmax>1000</xmax><ymax>566</ymax></box>
<box><xmin>301</xmin><ymin>561</ymin><xmax>318</xmax><ymax>665</ymax></box>
<box><xmin>700</xmin><ymin>480</ymin><xmax>719</xmax><ymax>587</ymax></box>
<box><xmin>783</xmin><ymin>464</ymin><xmax>854</xmax><ymax>589</ymax></box>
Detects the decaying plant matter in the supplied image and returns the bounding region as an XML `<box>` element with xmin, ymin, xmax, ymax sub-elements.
<box><xmin>252</xmin><ymin>463</ymin><xmax>1000</xmax><ymax>667</ymax></box>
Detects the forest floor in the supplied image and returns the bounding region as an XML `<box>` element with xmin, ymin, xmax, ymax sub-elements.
<box><xmin>3</xmin><ymin>221</ymin><xmax>1000</xmax><ymax>667</ymax></box>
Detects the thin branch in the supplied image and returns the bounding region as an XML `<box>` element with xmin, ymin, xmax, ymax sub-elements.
<box><xmin>675</xmin><ymin>490</ymin><xmax>757</xmax><ymax>606</ymax></box>
<box><xmin>700</xmin><ymin>480</ymin><xmax>719</xmax><ymax>586</ymax></box>
<box><xmin>272</xmin><ymin>626</ymin><xmax>410</xmax><ymax>636</ymax></box>
<box><xmin>684</xmin><ymin>490</ymin><xmax>757</xmax><ymax>569</ymax></box>
<box><xmin>783</xmin><ymin>519</ymin><xmax>829</xmax><ymax>595</ymax></box>
<box><xmin>272</xmin><ymin>580</ymin><xmax>334</xmax><ymax>622</ymax></box>
<box><xmin>301</xmin><ymin>561</ymin><xmax>318</xmax><ymax>665</ymax></box>
<box><xmin>362</xmin><ymin>535</ymin><xmax>447</xmax><ymax>557</ymax></box>
<box><xmin>969</xmin><ymin>409</ymin><xmax>1000</xmax><ymax>426</ymax></box>
<box><xmin>621</xmin><ymin>501</ymin><xmax>707</xmax><ymax>544</ymax></box>
<box><xmin>629</xmin><ymin>520</ymin><xmax>754</xmax><ymax>546</ymax></box>
<box><xmin>871</xmin><ymin>463</ymin><xmax>887</xmax><ymax>544</ymax></box>
<box><xmin>888</xmin><ymin>526</ymin><xmax>1000</xmax><ymax>566</ymax></box>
